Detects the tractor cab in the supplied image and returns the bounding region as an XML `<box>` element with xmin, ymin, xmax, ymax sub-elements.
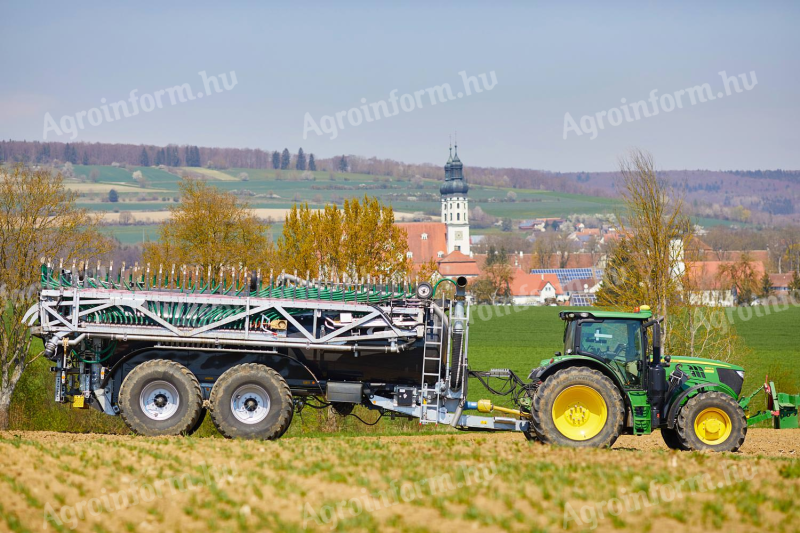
<box><xmin>554</xmin><ymin>307</ymin><xmax>654</xmax><ymax>390</ymax></box>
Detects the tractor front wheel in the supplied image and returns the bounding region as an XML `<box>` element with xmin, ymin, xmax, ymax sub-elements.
<box><xmin>531</xmin><ymin>367</ymin><xmax>624</xmax><ymax>448</ymax></box>
<box><xmin>675</xmin><ymin>392</ymin><xmax>746</xmax><ymax>452</ymax></box>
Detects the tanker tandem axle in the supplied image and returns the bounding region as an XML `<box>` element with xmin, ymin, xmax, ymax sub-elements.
<box><xmin>24</xmin><ymin>263</ymin><xmax>798</xmax><ymax>450</ymax></box>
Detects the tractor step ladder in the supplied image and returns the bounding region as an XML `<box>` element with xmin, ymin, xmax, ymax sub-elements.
<box><xmin>419</xmin><ymin>317</ymin><xmax>445</xmax><ymax>425</ymax></box>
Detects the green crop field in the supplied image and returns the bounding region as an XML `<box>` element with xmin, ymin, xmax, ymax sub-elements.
<box><xmin>100</xmin><ymin>225</ymin><xmax>162</xmax><ymax>244</ymax></box>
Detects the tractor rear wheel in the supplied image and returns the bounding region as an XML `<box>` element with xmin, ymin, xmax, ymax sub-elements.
<box><xmin>209</xmin><ymin>364</ymin><xmax>294</xmax><ymax>440</ymax></box>
<box><xmin>675</xmin><ymin>392</ymin><xmax>746</xmax><ymax>452</ymax></box>
<box><xmin>660</xmin><ymin>428</ymin><xmax>688</xmax><ymax>451</ymax></box>
<box><xmin>531</xmin><ymin>367</ymin><xmax>624</xmax><ymax>448</ymax></box>
<box><xmin>118</xmin><ymin>360</ymin><xmax>204</xmax><ymax>436</ymax></box>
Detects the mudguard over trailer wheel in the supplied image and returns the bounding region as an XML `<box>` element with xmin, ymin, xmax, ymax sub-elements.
<box><xmin>118</xmin><ymin>360</ymin><xmax>204</xmax><ymax>436</ymax></box>
<box><xmin>531</xmin><ymin>367</ymin><xmax>624</xmax><ymax>448</ymax></box>
<box><xmin>675</xmin><ymin>392</ymin><xmax>747</xmax><ymax>452</ymax></box>
<box><xmin>209</xmin><ymin>364</ymin><xmax>294</xmax><ymax>440</ymax></box>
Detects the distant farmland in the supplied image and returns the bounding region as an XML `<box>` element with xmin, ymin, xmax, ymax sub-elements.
<box><xmin>68</xmin><ymin>164</ymin><xmax>620</xmax><ymax>244</ymax></box>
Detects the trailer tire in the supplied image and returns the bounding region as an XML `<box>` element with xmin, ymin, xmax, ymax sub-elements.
<box><xmin>531</xmin><ymin>367</ymin><xmax>624</xmax><ymax>448</ymax></box>
<box><xmin>118</xmin><ymin>360</ymin><xmax>204</xmax><ymax>437</ymax></box>
<box><xmin>675</xmin><ymin>392</ymin><xmax>746</xmax><ymax>452</ymax></box>
<box><xmin>187</xmin><ymin>408</ymin><xmax>207</xmax><ymax>435</ymax></box>
<box><xmin>209</xmin><ymin>364</ymin><xmax>293</xmax><ymax>440</ymax></box>
<box><xmin>660</xmin><ymin>428</ymin><xmax>688</xmax><ymax>451</ymax></box>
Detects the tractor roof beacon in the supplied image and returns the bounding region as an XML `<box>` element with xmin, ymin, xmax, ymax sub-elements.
<box><xmin>25</xmin><ymin>263</ymin><xmax>793</xmax><ymax>448</ymax></box>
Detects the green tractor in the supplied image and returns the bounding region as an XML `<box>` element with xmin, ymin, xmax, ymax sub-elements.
<box><xmin>523</xmin><ymin>306</ymin><xmax>749</xmax><ymax>452</ymax></box>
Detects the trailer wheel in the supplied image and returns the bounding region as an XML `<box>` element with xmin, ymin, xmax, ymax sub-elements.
<box><xmin>675</xmin><ymin>392</ymin><xmax>746</xmax><ymax>452</ymax></box>
<box><xmin>660</xmin><ymin>428</ymin><xmax>688</xmax><ymax>451</ymax></box>
<box><xmin>531</xmin><ymin>367</ymin><xmax>624</xmax><ymax>448</ymax></box>
<box><xmin>187</xmin><ymin>408</ymin><xmax>208</xmax><ymax>435</ymax></box>
<box><xmin>209</xmin><ymin>364</ymin><xmax>293</xmax><ymax>440</ymax></box>
<box><xmin>118</xmin><ymin>360</ymin><xmax>204</xmax><ymax>436</ymax></box>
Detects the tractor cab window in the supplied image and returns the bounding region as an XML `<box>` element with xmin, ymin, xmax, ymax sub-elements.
<box><xmin>576</xmin><ymin>320</ymin><xmax>643</xmax><ymax>388</ymax></box>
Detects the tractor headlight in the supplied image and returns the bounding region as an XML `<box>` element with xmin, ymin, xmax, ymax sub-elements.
<box><xmin>736</xmin><ymin>370</ymin><xmax>745</xmax><ymax>379</ymax></box>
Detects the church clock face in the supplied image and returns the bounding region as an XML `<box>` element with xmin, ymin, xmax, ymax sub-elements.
<box><xmin>455</xmin><ymin>231</ymin><xmax>463</xmax><ymax>240</ymax></box>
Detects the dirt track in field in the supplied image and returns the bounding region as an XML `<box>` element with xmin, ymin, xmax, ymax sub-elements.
<box><xmin>0</xmin><ymin>429</ymin><xmax>797</xmax><ymax>533</ymax></box>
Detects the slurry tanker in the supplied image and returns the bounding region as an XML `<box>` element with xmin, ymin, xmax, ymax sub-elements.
<box><xmin>25</xmin><ymin>262</ymin><xmax>798</xmax><ymax>450</ymax></box>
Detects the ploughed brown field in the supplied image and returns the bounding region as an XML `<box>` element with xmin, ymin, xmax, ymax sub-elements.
<box><xmin>0</xmin><ymin>429</ymin><xmax>797</xmax><ymax>533</ymax></box>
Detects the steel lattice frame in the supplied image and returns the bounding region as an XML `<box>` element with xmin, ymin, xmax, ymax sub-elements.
<box><xmin>25</xmin><ymin>287</ymin><xmax>425</xmax><ymax>352</ymax></box>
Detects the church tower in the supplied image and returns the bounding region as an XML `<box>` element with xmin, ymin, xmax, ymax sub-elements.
<box><xmin>440</xmin><ymin>142</ymin><xmax>470</xmax><ymax>255</ymax></box>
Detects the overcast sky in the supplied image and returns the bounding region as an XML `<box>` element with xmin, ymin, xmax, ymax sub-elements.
<box><xmin>1</xmin><ymin>1</ymin><xmax>797</xmax><ymax>172</ymax></box>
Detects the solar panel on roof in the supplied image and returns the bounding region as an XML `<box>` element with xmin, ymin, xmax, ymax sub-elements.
<box><xmin>530</xmin><ymin>268</ymin><xmax>595</xmax><ymax>285</ymax></box>
<box><xmin>570</xmin><ymin>294</ymin><xmax>597</xmax><ymax>307</ymax></box>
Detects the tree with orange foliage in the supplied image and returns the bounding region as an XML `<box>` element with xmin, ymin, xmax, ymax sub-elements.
<box><xmin>278</xmin><ymin>196</ymin><xmax>410</xmax><ymax>281</ymax></box>
<box><xmin>143</xmin><ymin>179</ymin><xmax>275</xmax><ymax>274</ymax></box>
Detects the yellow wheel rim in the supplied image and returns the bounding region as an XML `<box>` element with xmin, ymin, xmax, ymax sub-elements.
<box><xmin>552</xmin><ymin>385</ymin><xmax>608</xmax><ymax>441</ymax></box>
<box><xmin>694</xmin><ymin>407</ymin><xmax>732</xmax><ymax>445</ymax></box>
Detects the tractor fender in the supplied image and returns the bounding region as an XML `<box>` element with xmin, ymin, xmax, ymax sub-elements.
<box><xmin>665</xmin><ymin>382</ymin><xmax>737</xmax><ymax>429</ymax></box>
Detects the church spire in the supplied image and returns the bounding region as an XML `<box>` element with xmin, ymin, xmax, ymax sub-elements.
<box><xmin>440</xmin><ymin>137</ymin><xmax>468</xmax><ymax>195</ymax></box>
<box><xmin>444</xmin><ymin>139</ymin><xmax>453</xmax><ymax>179</ymax></box>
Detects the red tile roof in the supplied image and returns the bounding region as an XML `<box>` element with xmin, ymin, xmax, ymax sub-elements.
<box><xmin>396</xmin><ymin>222</ymin><xmax>447</xmax><ymax>264</ymax></box>
<box><xmin>688</xmin><ymin>260</ymin><xmax>766</xmax><ymax>290</ymax></box>
<box><xmin>473</xmin><ymin>252</ymin><xmax>598</xmax><ymax>271</ymax></box>
<box><xmin>437</xmin><ymin>251</ymin><xmax>481</xmax><ymax>277</ymax></box>
<box><xmin>508</xmin><ymin>269</ymin><xmax>563</xmax><ymax>297</ymax></box>
<box><xmin>769</xmin><ymin>273</ymin><xmax>793</xmax><ymax>289</ymax></box>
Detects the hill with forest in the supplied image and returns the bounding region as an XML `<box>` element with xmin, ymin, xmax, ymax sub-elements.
<box><xmin>2</xmin><ymin>140</ymin><xmax>799</xmax><ymax>226</ymax></box>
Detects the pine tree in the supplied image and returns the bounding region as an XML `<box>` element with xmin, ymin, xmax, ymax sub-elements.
<box><xmin>272</xmin><ymin>151</ymin><xmax>280</xmax><ymax>169</ymax></box>
<box><xmin>155</xmin><ymin>149</ymin><xmax>165</xmax><ymax>166</ymax></box>
<box><xmin>81</xmin><ymin>151</ymin><xmax>89</xmax><ymax>165</ymax></box>
<box><xmin>790</xmin><ymin>270</ymin><xmax>800</xmax><ymax>297</ymax></box>
<box><xmin>281</xmin><ymin>148</ymin><xmax>290</xmax><ymax>170</ymax></box>
<box><xmin>296</xmin><ymin>148</ymin><xmax>306</xmax><ymax>171</ymax></box>
<box><xmin>140</xmin><ymin>147</ymin><xmax>150</xmax><ymax>167</ymax></box>
<box><xmin>308</xmin><ymin>153</ymin><xmax>316</xmax><ymax>171</ymax></box>
<box><xmin>165</xmin><ymin>146</ymin><xmax>181</xmax><ymax>167</ymax></box>
<box><xmin>759</xmin><ymin>271</ymin><xmax>773</xmax><ymax>299</ymax></box>
<box><xmin>108</xmin><ymin>189</ymin><xmax>119</xmax><ymax>203</ymax></box>
<box><xmin>338</xmin><ymin>155</ymin><xmax>348</xmax><ymax>172</ymax></box>
<box><xmin>185</xmin><ymin>146</ymin><xmax>200</xmax><ymax>167</ymax></box>
<box><xmin>36</xmin><ymin>144</ymin><xmax>50</xmax><ymax>163</ymax></box>
<box><xmin>64</xmin><ymin>143</ymin><xmax>78</xmax><ymax>164</ymax></box>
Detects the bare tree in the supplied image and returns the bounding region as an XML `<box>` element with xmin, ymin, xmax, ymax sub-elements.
<box><xmin>0</xmin><ymin>165</ymin><xmax>113</xmax><ymax>428</ymax></box>
<box><xmin>531</xmin><ymin>233</ymin><xmax>556</xmax><ymax>268</ymax></box>
<box><xmin>595</xmin><ymin>149</ymin><xmax>690</xmax><ymax>342</ymax></box>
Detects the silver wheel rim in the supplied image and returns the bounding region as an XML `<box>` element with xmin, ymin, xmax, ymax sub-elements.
<box><xmin>140</xmin><ymin>380</ymin><xmax>180</xmax><ymax>421</ymax></box>
<box><xmin>231</xmin><ymin>384</ymin><xmax>271</xmax><ymax>425</ymax></box>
